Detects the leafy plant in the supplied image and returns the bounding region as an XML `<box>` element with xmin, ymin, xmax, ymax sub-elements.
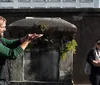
<box><xmin>60</xmin><ymin>39</ymin><xmax>77</xmax><ymax>60</ymax></box>
<box><xmin>39</xmin><ymin>24</ymin><xmax>48</xmax><ymax>32</ymax></box>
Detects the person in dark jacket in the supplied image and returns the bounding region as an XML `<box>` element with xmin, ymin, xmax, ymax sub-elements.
<box><xmin>0</xmin><ymin>16</ymin><xmax>43</xmax><ymax>85</ymax></box>
<box><xmin>87</xmin><ymin>39</ymin><xmax>100</xmax><ymax>85</ymax></box>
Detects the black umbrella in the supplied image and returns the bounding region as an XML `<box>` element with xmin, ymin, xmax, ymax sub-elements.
<box><xmin>8</xmin><ymin>17</ymin><xmax>77</xmax><ymax>33</ymax></box>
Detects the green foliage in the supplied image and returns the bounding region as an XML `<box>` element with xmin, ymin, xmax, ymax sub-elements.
<box><xmin>60</xmin><ymin>39</ymin><xmax>77</xmax><ymax>60</ymax></box>
<box><xmin>39</xmin><ymin>24</ymin><xmax>48</xmax><ymax>32</ymax></box>
<box><xmin>66</xmin><ymin>39</ymin><xmax>77</xmax><ymax>54</ymax></box>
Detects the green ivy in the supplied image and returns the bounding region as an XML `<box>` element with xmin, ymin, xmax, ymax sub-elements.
<box><xmin>39</xmin><ymin>24</ymin><xmax>48</xmax><ymax>32</ymax></box>
<box><xmin>61</xmin><ymin>39</ymin><xmax>77</xmax><ymax>60</ymax></box>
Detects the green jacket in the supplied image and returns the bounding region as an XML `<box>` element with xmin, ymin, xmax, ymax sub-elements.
<box><xmin>0</xmin><ymin>37</ymin><xmax>24</xmax><ymax>59</ymax></box>
<box><xmin>0</xmin><ymin>37</ymin><xmax>24</xmax><ymax>80</ymax></box>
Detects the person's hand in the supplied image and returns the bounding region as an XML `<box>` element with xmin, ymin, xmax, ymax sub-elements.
<box><xmin>20</xmin><ymin>33</ymin><xmax>43</xmax><ymax>50</ymax></box>
<box><xmin>92</xmin><ymin>60</ymin><xmax>100</xmax><ymax>67</ymax></box>
<box><xmin>27</xmin><ymin>33</ymin><xmax>43</xmax><ymax>41</ymax></box>
<box><xmin>20</xmin><ymin>33</ymin><xmax>43</xmax><ymax>43</ymax></box>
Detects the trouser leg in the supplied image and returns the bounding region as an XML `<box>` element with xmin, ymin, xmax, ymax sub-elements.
<box><xmin>89</xmin><ymin>75</ymin><xmax>100</xmax><ymax>85</ymax></box>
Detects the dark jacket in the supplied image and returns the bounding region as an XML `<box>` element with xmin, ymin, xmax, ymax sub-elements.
<box><xmin>87</xmin><ymin>48</ymin><xmax>100</xmax><ymax>75</ymax></box>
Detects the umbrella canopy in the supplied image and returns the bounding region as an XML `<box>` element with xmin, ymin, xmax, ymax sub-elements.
<box><xmin>8</xmin><ymin>17</ymin><xmax>77</xmax><ymax>33</ymax></box>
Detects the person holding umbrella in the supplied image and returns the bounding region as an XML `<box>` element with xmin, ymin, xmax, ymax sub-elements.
<box><xmin>0</xmin><ymin>16</ymin><xmax>43</xmax><ymax>85</ymax></box>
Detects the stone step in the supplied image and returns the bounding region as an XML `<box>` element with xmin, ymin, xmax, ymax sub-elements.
<box><xmin>10</xmin><ymin>81</ymin><xmax>66</xmax><ymax>85</ymax></box>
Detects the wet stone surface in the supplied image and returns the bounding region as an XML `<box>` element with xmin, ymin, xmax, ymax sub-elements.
<box><xmin>24</xmin><ymin>48</ymin><xmax>59</xmax><ymax>81</ymax></box>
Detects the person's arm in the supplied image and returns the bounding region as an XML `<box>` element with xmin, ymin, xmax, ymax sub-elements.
<box><xmin>0</xmin><ymin>33</ymin><xmax>43</xmax><ymax>59</ymax></box>
<box><xmin>1</xmin><ymin>34</ymin><xmax>43</xmax><ymax>49</ymax></box>
<box><xmin>87</xmin><ymin>49</ymin><xmax>95</xmax><ymax>65</ymax></box>
<box><xmin>1</xmin><ymin>37</ymin><xmax>21</xmax><ymax>48</ymax></box>
<box><xmin>20</xmin><ymin>33</ymin><xmax>43</xmax><ymax>50</ymax></box>
<box><xmin>0</xmin><ymin>43</ymin><xmax>24</xmax><ymax>59</ymax></box>
<box><xmin>92</xmin><ymin>60</ymin><xmax>100</xmax><ymax>67</ymax></box>
<box><xmin>0</xmin><ymin>35</ymin><xmax>31</xmax><ymax>59</ymax></box>
<box><xmin>87</xmin><ymin>49</ymin><xmax>100</xmax><ymax>67</ymax></box>
<box><xmin>20</xmin><ymin>38</ymin><xmax>31</xmax><ymax>50</ymax></box>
